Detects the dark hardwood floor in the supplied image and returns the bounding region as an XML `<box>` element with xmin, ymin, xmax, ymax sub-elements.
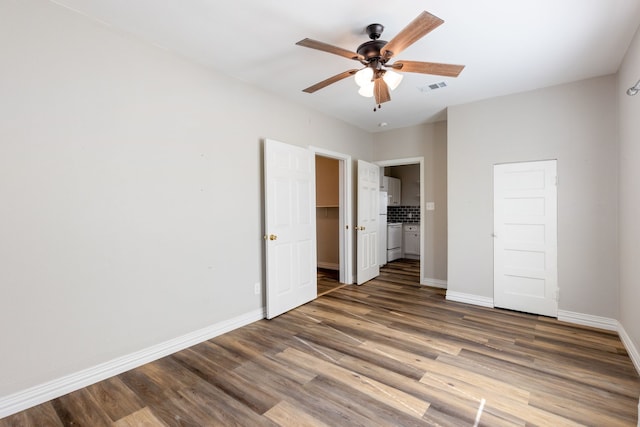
<box><xmin>317</xmin><ymin>268</ymin><xmax>343</xmax><ymax>296</ymax></box>
<box><xmin>2</xmin><ymin>259</ymin><xmax>639</xmax><ymax>426</ymax></box>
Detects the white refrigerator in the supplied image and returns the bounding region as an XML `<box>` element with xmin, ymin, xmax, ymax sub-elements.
<box><xmin>379</xmin><ymin>192</ymin><xmax>388</xmax><ymax>266</ymax></box>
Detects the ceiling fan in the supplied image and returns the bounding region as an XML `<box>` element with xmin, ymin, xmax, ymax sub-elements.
<box><xmin>296</xmin><ymin>11</ymin><xmax>465</xmax><ymax>110</ymax></box>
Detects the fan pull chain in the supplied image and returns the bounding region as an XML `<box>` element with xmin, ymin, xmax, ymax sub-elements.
<box><xmin>373</xmin><ymin>103</ymin><xmax>381</xmax><ymax>112</ymax></box>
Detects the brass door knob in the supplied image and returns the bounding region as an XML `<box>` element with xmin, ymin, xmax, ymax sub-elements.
<box><xmin>358</xmin><ymin>226</ymin><xmax>366</xmax><ymax>231</ymax></box>
<box><xmin>269</xmin><ymin>234</ymin><xmax>278</xmax><ymax>241</ymax></box>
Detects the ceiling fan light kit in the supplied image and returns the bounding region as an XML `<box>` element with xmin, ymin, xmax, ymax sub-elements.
<box><xmin>296</xmin><ymin>10</ymin><xmax>465</xmax><ymax>111</ymax></box>
<box><xmin>358</xmin><ymin>83</ymin><xmax>374</xmax><ymax>98</ymax></box>
<box><xmin>354</xmin><ymin>67</ymin><xmax>374</xmax><ymax>87</ymax></box>
<box><xmin>355</xmin><ymin>68</ymin><xmax>402</xmax><ymax>95</ymax></box>
<box><xmin>382</xmin><ymin>69</ymin><xmax>403</xmax><ymax>90</ymax></box>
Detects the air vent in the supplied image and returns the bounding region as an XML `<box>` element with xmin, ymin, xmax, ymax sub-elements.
<box><xmin>419</xmin><ymin>81</ymin><xmax>447</xmax><ymax>92</ymax></box>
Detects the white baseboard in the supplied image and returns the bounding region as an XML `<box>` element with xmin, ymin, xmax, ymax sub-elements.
<box><xmin>557</xmin><ymin>310</ymin><xmax>618</xmax><ymax>331</ymax></box>
<box><xmin>0</xmin><ymin>308</ymin><xmax>265</xmax><ymax>419</ymax></box>
<box><xmin>317</xmin><ymin>262</ymin><xmax>339</xmax><ymax>270</ymax></box>
<box><xmin>617</xmin><ymin>323</ymin><xmax>640</xmax><ymax>376</ymax></box>
<box><xmin>421</xmin><ymin>277</ymin><xmax>447</xmax><ymax>289</ymax></box>
<box><xmin>445</xmin><ymin>291</ymin><xmax>494</xmax><ymax>308</ymax></box>
<box><xmin>551</xmin><ymin>311</ymin><xmax>640</xmax><ymax>378</ymax></box>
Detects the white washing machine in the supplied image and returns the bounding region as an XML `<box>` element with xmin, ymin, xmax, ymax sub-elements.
<box><xmin>387</xmin><ymin>223</ymin><xmax>403</xmax><ymax>262</ymax></box>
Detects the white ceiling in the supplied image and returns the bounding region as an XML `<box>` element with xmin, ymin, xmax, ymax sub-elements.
<box><xmin>51</xmin><ymin>0</ymin><xmax>640</xmax><ymax>132</ymax></box>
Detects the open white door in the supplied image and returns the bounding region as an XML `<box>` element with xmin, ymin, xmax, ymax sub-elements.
<box><xmin>494</xmin><ymin>160</ymin><xmax>558</xmax><ymax>317</ymax></box>
<box><xmin>264</xmin><ymin>139</ymin><xmax>317</xmax><ymax>319</ymax></box>
<box><xmin>356</xmin><ymin>160</ymin><xmax>380</xmax><ymax>285</ymax></box>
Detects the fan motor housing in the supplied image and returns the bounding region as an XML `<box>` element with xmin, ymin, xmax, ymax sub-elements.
<box><xmin>357</xmin><ymin>40</ymin><xmax>387</xmax><ymax>61</ymax></box>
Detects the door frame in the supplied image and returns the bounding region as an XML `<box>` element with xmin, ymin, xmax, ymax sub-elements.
<box><xmin>309</xmin><ymin>146</ymin><xmax>353</xmax><ymax>284</ymax></box>
<box><xmin>375</xmin><ymin>157</ymin><xmax>424</xmax><ymax>283</ymax></box>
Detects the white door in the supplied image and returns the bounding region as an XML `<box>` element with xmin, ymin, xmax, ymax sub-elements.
<box><xmin>494</xmin><ymin>160</ymin><xmax>558</xmax><ymax>317</ymax></box>
<box><xmin>356</xmin><ymin>160</ymin><xmax>380</xmax><ymax>284</ymax></box>
<box><xmin>264</xmin><ymin>139</ymin><xmax>317</xmax><ymax>319</ymax></box>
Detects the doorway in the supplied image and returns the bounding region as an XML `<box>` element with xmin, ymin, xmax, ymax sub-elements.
<box><xmin>311</xmin><ymin>147</ymin><xmax>353</xmax><ymax>289</ymax></box>
<box><xmin>376</xmin><ymin>157</ymin><xmax>424</xmax><ymax>283</ymax></box>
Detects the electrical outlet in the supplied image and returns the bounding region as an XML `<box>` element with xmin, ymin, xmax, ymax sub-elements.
<box><xmin>254</xmin><ymin>282</ymin><xmax>261</xmax><ymax>295</ymax></box>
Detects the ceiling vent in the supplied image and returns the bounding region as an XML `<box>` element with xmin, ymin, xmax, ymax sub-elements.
<box><xmin>419</xmin><ymin>81</ymin><xmax>447</xmax><ymax>92</ymax></box>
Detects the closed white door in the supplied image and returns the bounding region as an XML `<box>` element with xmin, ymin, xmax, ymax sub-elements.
<box><xmin>494</xmin><ymin>160</ymin><xmax>558</xmax><ymax>317</ymax></box>
<box><xmin>356</xmin><ymin>160</ymin><xmax>379</xmax><ymax>285</ymax></box>
<box><xmin>264</xmin><ymin>139</ymin><xmax>317</xmax><ymax>319</ymax></box>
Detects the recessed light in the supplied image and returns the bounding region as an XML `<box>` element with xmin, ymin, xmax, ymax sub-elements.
<box><xmin>378</xmin><ymin>122</ymin><xmax>388</xmax><ymax>127</ymax></box>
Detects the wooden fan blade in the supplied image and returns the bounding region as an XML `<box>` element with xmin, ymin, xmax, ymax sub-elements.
<box><xmin>374</xmin><ymin>78</ymin><xmax>391</xmax><ymax>105</ymax></box>
<box><xmin>302</xmin><ymin>69</ymin><xmax>359</xmax><ymax>93</ymax></box>
<box><xmin>296</xmin><ymin>38</ymin><xmax>363</xmax><ymax>61</ymax></box>
<box><xmin>390</xmin><ymin>60</ymin><xmax>465</xmax><ymax>77</ymax></box>
<box><xmin>380</xmin><ymin>11</ymin><xmax>444</xmax><ymax>60</ymax></box>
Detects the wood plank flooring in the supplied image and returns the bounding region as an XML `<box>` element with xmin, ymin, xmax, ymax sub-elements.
<box><xmin>2</xmin><ymin>259</ymin><xmax>639</xmax><ymax>426</ymax></box>
<box><xmin>317</xmin><ymin>268</ymin><xmax>343</xmax><ymax>296</ymax></box>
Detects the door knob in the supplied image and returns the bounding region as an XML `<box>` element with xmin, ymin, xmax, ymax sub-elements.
<box><xmin>358</xmin><ymin>226</ymin><xmax>366</xmax><ymax>231</ymax></box>
<box><xmin>269</xmin><ymin>234</ymin><xmax>278</xmax><ymax>240</ymax></box>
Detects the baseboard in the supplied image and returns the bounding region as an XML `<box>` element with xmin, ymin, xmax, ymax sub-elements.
<box><xmin>445</xmin><ymin>291</ymin><xmax>494</xmax><ymax>308</ymax></box>
<box><xmin>557</xmin><ymin>310</ymin><xmax>618</xmax><ymax>331</ymax></box>
<box><xmin>317</xmin><ymin>262</ymin><xmax>339</xmax><ymax>270</ymax></box>
<box><xmin>555</xmin><ymin>311</ymin><xmax>640</xmax><ymax>378</ymax></box>
<box><xmin>421</xmin><ymin>277</ymin><xmax>447</xmax><ymax>289</ymax></box>
<box><xmin>0</xmin><ymin>308</ymin><xmax>265</xmax><ymax>419</ymax></box>
<box><xmin>617</xmin><ymin>322</ymin><xmax>640</xmax><ymax>376</ymax></box>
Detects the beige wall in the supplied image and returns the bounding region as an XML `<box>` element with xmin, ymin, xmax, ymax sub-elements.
<box><xmin>372</xmin><ymin>122</ymin><xmax>448</xmax><ymax>283</ymax></box>
<box><xmin>448</xmin><ymin>75</ymin><xmax>619</xmax><ymax>318</ymax></box>
<box><xmin>0</xmin><ymin>0</ymin><xmax>372</xmax><ymax>399</ymax></box>
<box><xmin>618</xmin><ymin>25</ymin><xmax>640</xmax><ymax>367</ymax></box>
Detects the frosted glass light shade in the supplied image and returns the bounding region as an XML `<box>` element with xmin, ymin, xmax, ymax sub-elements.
<box><xmin>358</xmin><ymin>83</ymin><xmax>374</xmax><ymax>98</ymax></box>
<box><xmin>354</xmin><ymin>67</ymin><xmax>374</xmax><ymax>87</ymax></box>
<box><xmin>383</xmin><ymin>69</ymin><xmax>403</xmax><ymax>91</ymax></box>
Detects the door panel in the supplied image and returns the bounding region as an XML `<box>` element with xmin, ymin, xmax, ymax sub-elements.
<box><xmin>264</xmin><ymin>139</ymin><xmax>317</xmax><ymax>319</ymax></box>
<box><xmin>494</xmin><ymin>160</ymin><xmax>558</xmax><ymax>317</ymax></box>
<box><xmin>356</xmin><ymin>160</ymin><xmax>379</xmax><ymax>284</ymax></box>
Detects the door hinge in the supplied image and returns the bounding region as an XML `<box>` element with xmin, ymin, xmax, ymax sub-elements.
<box><xmin>555</xmin><ymin>288</ymin><xmax>560</xmax><ymax>302</ymax></box>
<box><xmin>555</xmin><ymin>175</ymin><xmax>558</xmax><ymax>186</ymax></box>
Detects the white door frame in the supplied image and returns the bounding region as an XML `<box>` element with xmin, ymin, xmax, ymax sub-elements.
<box><xmin>310</xmin><ymin>146</ymin><xmax>353</xmax><ymax>284</ymax></box>
<box><xmin>375</xmin><ymin>157</ymin><xmax>424</xmax><ymax>283</ymax></box>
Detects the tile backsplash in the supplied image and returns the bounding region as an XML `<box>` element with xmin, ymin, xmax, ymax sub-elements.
<box><xmin>388</xmin><ymin>205</ymin><xmax>420</xmax><ymax>223</ymax></box>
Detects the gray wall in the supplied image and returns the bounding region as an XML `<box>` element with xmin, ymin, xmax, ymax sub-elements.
<box><xmin>0</xmin><ymin>0</ymin><xmax>372</xmax><ymax>397</ymax></box>
<box><xmin>373</xmin><ymin>122</ymin><xmax>448</xmax><ymax>283</ymax></box>
<box><xmin>447</xmin><ymin>75</ymin><xmax>619</xmax><ymax>318</ymax></box>
<box><xmin>618</xmin><ymin>25</ymin><xmax>640</xmax><ymax>365</ymax></box>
